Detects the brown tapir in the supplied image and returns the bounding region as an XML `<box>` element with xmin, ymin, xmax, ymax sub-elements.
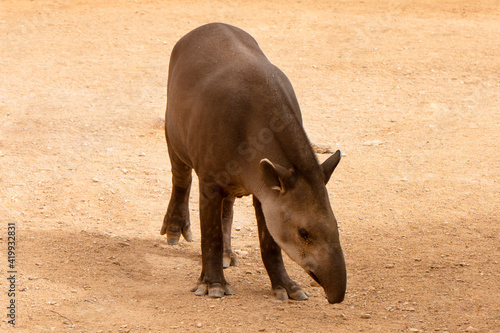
<box><xmin>160</xmin><ymin>23</ymin><xmax>346</xmax><ymax>303</ymax></box>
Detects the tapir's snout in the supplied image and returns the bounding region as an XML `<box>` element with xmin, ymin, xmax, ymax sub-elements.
<box><xmin>324</xmin><ymin>265</ymin><xmax>347</xmax><ymax>304</ymax></box>
<box><xmin>326</xmin><ymin>282</ymin><xmax>346</xmax><ymax>304</ymax></box>
<box><xmin>308</xmin><ymin>245</ymin><xmax>346</xmax><ymax>304</ymax></box>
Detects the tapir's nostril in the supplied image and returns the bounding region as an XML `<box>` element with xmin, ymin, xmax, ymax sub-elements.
<box><xmin>308</xmin><ymin>270</ymin><xmax>321</xmax><ymax>284</ymax></box>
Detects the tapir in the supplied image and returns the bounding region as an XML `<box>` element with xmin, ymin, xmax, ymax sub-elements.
<box><xmin>160</xmin><ymin>23</ymin><xmax>346</xmax><ymax>303</ymax></box>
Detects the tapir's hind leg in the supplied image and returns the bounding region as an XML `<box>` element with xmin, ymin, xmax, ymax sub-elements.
<box><xmin>222</xmin><ymin>196</ymin><xmax>238</xmax><ymax>268</ymax></box>
<box><xmin>253</xmin><ymin>196</ymin><xmax>309</xmax><ymax>301</ymax></box>
<box><xmin>161</xmin><ymin>146</ymin><xmax>193</xmax><ymax>245</ymax></box>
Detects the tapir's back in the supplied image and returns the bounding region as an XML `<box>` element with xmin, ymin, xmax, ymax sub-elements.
<box><xmin>168</xmin><ymin>23</ymin><xmax>265</xmax><ymax>79</ymax></box>
<box><xmin>165</xmin><ymin>23</ymin><xmax>303</xmax><ymax>182</ymax></box>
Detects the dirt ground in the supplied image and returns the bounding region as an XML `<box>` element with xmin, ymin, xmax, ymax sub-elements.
<box><xmin>1</xmin><ymin>0</ymin><xmax>499</xmax><ymax>332</ymax></box>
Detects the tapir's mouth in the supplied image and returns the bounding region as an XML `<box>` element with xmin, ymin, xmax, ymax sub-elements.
<box><xmin>308</xmin><ymin>270</ymin><xmax>321</xmax><ymax>285</ymax></box>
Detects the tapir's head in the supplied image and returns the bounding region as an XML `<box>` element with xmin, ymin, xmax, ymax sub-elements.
<box><xmin>259</xmin><ymin>150</ymin><xmax>346</xmax><ymax>304</ymax></box>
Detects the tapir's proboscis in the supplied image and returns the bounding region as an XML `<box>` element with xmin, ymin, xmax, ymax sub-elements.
<box><xmin>160</xmin><ymin>23</ymin><xmax>347</xmax><ymax>304</ymax></box>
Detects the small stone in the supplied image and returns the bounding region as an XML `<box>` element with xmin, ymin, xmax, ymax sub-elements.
<box><xmin>465</xmin><ymin>327</ymin><xmax>478</xmax><ymax>332</ymax></box>
<box><xmin>408</xmin><ymin>329</ymin><xmax>420</xmax><ymax>332</ymax></box>
<box><xmin>121</xmin><ymin>169</ymin><xmax>129</xmax><ymax>174</ymax></box>
<box><xmin>117</xmin><ymin>242</ymin><xmax>130</xmax><ymax>247</ymax></box>
<box><xmin>385</xmin><ymin>264</ymin><xmax>395</xmax><ymax>269</ymax></box>
<box><xmin>360</xmin><ymin>314</ymin><xmax>371</xmax><ymax>319</ymax></box>
<box><xmin>139</xmin><ymin>152</ymin><xmax>146</xmax><ymax>156</ymax></box>
<box><xmin>92</xmin><ymin>178</ymin><xmax>100</xmax><ymax>183</ymax></box>
<box><xmin>362</xmin><ymin>140</ymin><xmax>384</xmax><ymax>146</ymax></box>
<box><xmin>310</xmin><ymin>281</ymin><xmax>320</xmax><ymax>287</ymax></box>
<box><xmin>196</xmin><ymin>323</ymin><xmax>202</xmax><ymax>328</ymax></box>
<box><xmin>312</xmin><ymin>143</ymin><xmax>334</xmax><ymax>154</ymax></box>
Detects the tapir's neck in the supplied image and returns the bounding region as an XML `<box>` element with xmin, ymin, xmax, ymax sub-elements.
<box><xmin>248</xmin><ymin>105</ymin><xmax>325</xmax><ymax>198</ymax></box>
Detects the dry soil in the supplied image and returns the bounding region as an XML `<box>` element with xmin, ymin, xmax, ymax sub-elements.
<box><xmin>0</xmin><ymin>0</ymin><xmax>499</xmax><ymax>332</ymax></box>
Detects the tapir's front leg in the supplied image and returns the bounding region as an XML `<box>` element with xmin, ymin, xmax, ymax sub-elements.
<box><xmin>253</xmin><ymin>196</ymin><xmax>309</xmax><ymax>301</ymax></box>
<box><xmin>192</xmin><ymin>182</ymin><xmax>235</xmax><ymax>298</ymax></box>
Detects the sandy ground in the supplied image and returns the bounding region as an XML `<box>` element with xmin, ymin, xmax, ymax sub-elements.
<box><xmin>1</xmin><ymin>0</ymin><xmax>499</xmax><ymax>332</ymax></box>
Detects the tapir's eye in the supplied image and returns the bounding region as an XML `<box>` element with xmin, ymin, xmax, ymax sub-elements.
<box><xmin>298</xmin><ymin>228</ymin><xmax>312</xmax><ymax>244</ymax></box>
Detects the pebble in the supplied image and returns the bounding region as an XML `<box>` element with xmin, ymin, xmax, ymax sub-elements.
<box><xmin>360</xmin><ymin>314</ymin><xmax>371</xmax><ymax>319</ymax></box>
<box><xmin>385</xmin><ymin>264</ymin><xmax>395</xmax><ymax>269</ymax></box>
<box><xmin>139</xmin><ymin>152</ymin><xmax>146</xmax><ymax>156</ymax></box>
<box><xmin>408</xmin><ymin>329</ymin><xmax>420</xmax><ymax>332</ymax></box>
<box><xmin>465</xmin><ymin>327</ymin><xmax>478</xmax><ymax>332</ymax></box>
<box><xmin>362</xmin><ymin>140</ymin><xmax>384</xmax><ymax>146</ymax></box>
<box><xmin>92</xmin><ymin>178</ymin><xmax>100</xmax><ymax>182</ymax></box>
<box><xmin>312</xmin><ymin>143</ymin><xmax>334</xmax><ymax>154</ymax></box>
<box><xmin>310</xmin><ymin>281</ymin><xmax>320</xmax><ymax>287</ymax></box>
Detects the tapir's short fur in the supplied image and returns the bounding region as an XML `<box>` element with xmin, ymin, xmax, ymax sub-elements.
<box><xmin>161</xmin><ymin>23</ymin><xmax>346</xmax><ymax>303</ymax></box>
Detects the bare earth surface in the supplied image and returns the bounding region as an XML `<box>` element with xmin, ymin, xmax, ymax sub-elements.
<box><xmin>1</xmin><ymin>0</ymin><xmax>499</xmax><ymax>332</ymax></box>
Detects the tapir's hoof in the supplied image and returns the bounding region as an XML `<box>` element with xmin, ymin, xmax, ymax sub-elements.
<box><xmin>289</xmin><ymin>289</ymin><xmax>309</xmax><ymax>301</ymax></box>
<box><xmin>182</xmin><ymin>227</ymin><xmax>194</xmax><ymax>242</ymax></box>
<box><xmin>273</xmin><ymin>286</ymin><xmax>309</xmax><ymax>301</ymax></box>
<box><xmin>192</xmin><ymin>282</ymin><xmax>235</xmax><ymax>298</ymax></box>
<box><xmin>165</xmin><ymin>227</ymin><xmax>193</xmax><ymax>245</ymax></box>
<box><xmin>166</xmin><ymin>234</ymin><xmax>180</xmax><ymax>245</ymax></box>
<box><xmin>222</xmin><ymin>252</ymin><xmax>239</xmax><ymax>268</ymax></box>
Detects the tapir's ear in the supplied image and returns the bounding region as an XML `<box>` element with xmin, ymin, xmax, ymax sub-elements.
<box><xmin>260</xmin><ymin>159</ymin><xmax>295</xmax><ymax>194</ymax></box>
<box><xmin>321</xmin><ymin>150</ymin><xmax>341</xmax><ymax>184</ymax></box>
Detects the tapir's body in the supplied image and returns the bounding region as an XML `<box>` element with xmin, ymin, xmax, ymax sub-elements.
<box><xmin>162</xmin><ymin>23</ymin><xmax>346</xmax><ymax>303</ymax></box>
